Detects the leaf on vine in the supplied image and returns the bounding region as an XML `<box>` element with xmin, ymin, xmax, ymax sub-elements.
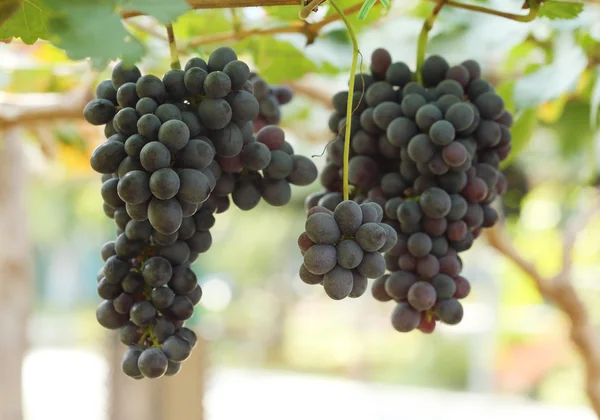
<box><xmin>501</xmin><ymin>108</ymin><xmax>537</xmax><ymax>167</ymax></box>
<box><xmin>117</xmin><ymin>0</ymin><xmax>190</xmax><ymax>24</ymax></box>
<box><xmin>358</xmin><ymin>0</ymin><xmax>388</xmax><ymax>20</ymax></box>
<box><xmin>538</xmin><ymin>0</ymin><xmax>584</xmax><ymax>20</ymax></box>
<box><xmin>555</xmin><ymin>101</ymin><xmax>593</xmax><ymax>157</ymax></box>
<box><xmin>513</xmin><ymin>32</ymin><xmax>587</xmax><ymax>110</ymax></box>
<box><xmin>590</xmin><ymin>68</ymin><xmax>600</xmax><ymax>130</ymax></box>
<box><xmin>46</xmin><ymin>0</ymin><xmax>144</xmax><ymax>66</ymax></box>
<box><xmin>0</xmin><ymin>0</ymin><xmax>50</xmax><ymax>44</ymax></box>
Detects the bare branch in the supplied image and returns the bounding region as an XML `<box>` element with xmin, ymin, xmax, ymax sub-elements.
<box><xmin>122</xmin><ymin>0</ymin><xmax>306</xmax><ymax>18</ymax></box>
<box><xmin>485</xmin><ymin>197</ymin><xmax>600</xmax><ymax>416</ymax></box>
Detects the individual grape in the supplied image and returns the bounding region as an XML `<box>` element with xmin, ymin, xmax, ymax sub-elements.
<box><xmin>84</xmin><ymin>99</ymin><xmax>116</xmax><ymax>125</ymax></box>
<box><xmin>407</xmin><ymin>232</ymin><xmax>432</xmax><ymax>258</ymax></box>
<box><xmin>176</xmin><ymin>327</ymin><xmax>198</xmax><ymax>347</ymax></box>
<box><xmin>162</xmin><ymin>70</ymin><xmax>188</xmax><ymax>99</ymax></box>
<box><xmin>149</xmin><ymin>168</ymin><xmax>180</xmax><ymax>200</ymax></box>
<box><xmin>169</xmin><ymin>266</ymin><xmax>197</xmax><ymax>295</ymax></box>
<box><xmin>482</xmin><ymin>204</ymin><xmax>499</xmax><ymax>228</ymax></box>
<box><xmin>441</xmin><ymin>142</ymin><xmax>468</xmax><ymax>168</ymax></box>
<box><xmin>142</xmin><ymin>256</ymin><xmax>173</xmax><ymax>288</ymax></box>
<box><xmin>153</xmin><ymin>230</ymin><xmax>179</xmax><ymax>246</ymax></box>
<box><xmin>387</xmin><ymin>117</ymin><xmax>418</xmax><ymax>148</ymax></box>
<box><xmin>348</xmin><ymin>271</ymin><xmax>368</xmax><ymax>298</ymax></box>
<box><xmin>370</xmin><ymin>48</ymin><xmax>392</xmax><ymax>78</ymax></box>
<box><xmin>475</xmin><ymin>91</ymin><xmax>505</xmax><ymax>120</ymax></box>
<box><xmin>161</xmin><ymin>335</ymin><xmax>193</xmax><ymax>363</ymax></box>
<box><xmin>453</xmin><ymin>276</ymin><xmax>471</xmax><ymax>299</ymax></box>
<box><xmin>298</xmin><ymin>231</ymin><xmax>315</xmax><ymax>254</ymax></box>
<box><xmin>436</xmin><ymin>79</ymin><xmax>464</xmax><ymax>98</ymax></box>
<box><xmin>117</xmin><ymin>170</ymin><xmax>151</xmax><ymax>205</ymax></box>
<box><xmin>420</xmin><ymin>187</ymin><xmax>451</xmax><ymax>218</ymax></box>
<box><xmin>357</xmin><ymin>251</ymin><xmax>385</xmax><ymax>278</ymax></box>
<box><xmin>122</xmin><ymin>346</ymin><xmax>143</xmax><ymax>378</ymax></box>
<box><xmin>391</xmin><ymin>303</ymin><xmax>420</xmax><ymax>332</ymax></box>
<box><xmin>385</xmin><ymin>62</ymin><xmax>412</xmax><ymax>87</ymax></box>
<box><xmin>126</xmin><ymin>201</ymin><xmax>149</xmax><ymax>221</ymax></box>
<box><xmin>439</xmin><ymin>255</ymin><xmax>461</xmax><ymax>277</ymax></box>
<box><xmin>124</xmin><ymin>133</ymin><xmax>149</xmax><ymax>158</ymax></box>
<box><xmin>148</xmin><ymin>198</ymin><xmax>183</xmax><ymax>235</ymax></box>
<box><xmin>125</xmin><ymin>220</ymin><xmax>152</xmax><ymax>242</ymax></box>
<box><xmin>355</xmin><ymin>223</ymin><xmax>387</xmax><ymax>252</ymax></box>
<box><xmin>151</xmin><ymin>286</ymin><xmax>175</xmax><ymax>309</ymax></box>
<box><xmin>101</xmin><ymin>241</ymin><xmax>116</xmax><ymax>262</ymax></box>
<box><xmin>113</xmin><ymin>293</ymin><xmax>134</xmax><ymax>314</ymax></box>
<box><xmin>430</xmin><ymin>236</ymin><xmax>449</xmax><ymax>257</ymax></box>
<box><xmin>365</xmin><ymin>81</ymin><xmax>396</xmax><ymax>107</ymax></box>
<box><xmin>407</xmin><ymin>281</ymin><xmax>436</xmax><ymax>311</ymax></box>
<box><xmin>114</xmin><ymin>232</ymin><xmax>145</xmax><ymax>258</ymax></box>
<box><xmin>348</xmin><ymin>156</ymin><xmax>381</xmax><ymax>190</ymax></box>
<box><xmin>407</xmin><ymin>134</ymin><xmax>435</xmax><ymax>164</ymax></box>
<box><xmin>333</xmin><ymin>200</ymin><xmax>362</xmax><ymax>235</ymax></box>
<box><xmin>135</xmin><ymin>74</ymin><xmax>166</xmax><ymax>103</ymax></box>
<box><xmin>384</xmin><ymin>271</ymin><xmax>416</xmax><ymax>300</ymax></box>
<box><xmin>435</xmin><ymin>94</ymin><xmax>461</xmax><ymax>115</ymax></box>
<box><xmin>305</xmin><ymin>213</ymin><xmax>341</xmax><ymax>245</ymax></box>
<box><xmin>90</xmin><ymin>141</ymin><xmax>127</xmax><ymax>174</ymax></box>
<box><xmin>336</xmin><ymin>239</ymin><xmax>364</xmax><ymax>270</ymax></box>
<box><xmin>416</xmin><ymin>254</ymin><xmax>439</xmax><ymax>279</ymax></box>
<box><xmin>371</xmin><ymin>275</ymin><xmax>392</xmax><ymax>302</ymax></box>
<box><xmin>116</xmin><ymin>82</ymin><xmax>139</xmax><ymax>108</ymax></box>
<box><xmin>208</xmin><ymin>47</ymin><xmax>237</xmax><ymax>72</ymax></box>
<box><xmin>198</xmin><ymin>98</ymin><xmax>232</xmax><ymax>131</ymax></box>
<box><xmin>323</xmin><ymin>265</ymin><xmax>354</xmax><ymax>300</ymax></box>
<box><xmin>445</xmin><ymin>102</ymin><xmax>475</xmax><ymax>131</ymax></box>
<box><xmin>474</xmin><ymin>120</ymin><xmax>501</xmax><ymax>148</ymax></box>
<box><xmin>97</xmin><ymin>278</ymin><xmax>122</xmax><ymax>300</ymax></box>
<box><xmin>299</xmin><ymin>264</ymin><xmax>323</xmax><ymax>285</ymax></box>
<box><xmin>379</xmin><ymin>223</ymin><xmax>398</xmax><ymax>252</ymax></box>
<box><xmin>265</xmin><ymin>150</ymin><xmax>293</xmax><ymax>179</ymax></box>
<box><xmin>261</xmin><ymin>178</ymin><xmax>291</xmax><ymax>206</ymax></box>
<box><xmin>372</xmin><ymin>101</ymin><xmax>403</xmax><ymax>130</ymax></box>
<box><xmin>120</xmin><ymin>323</ymin><xmax>142</xmax><ymax>346</ymax></box>
<box><xmin>415</xmin><ymin>104</ymin><xmax>442</xmax><ymax>131</ymax></box>
<box><xmin>436</xmin><ymin>298</ymin><xmax>464</xmax><ymax>324</ymax></box>
<box><xmin>303</xmin><ymin>244</ymin><xmax>337</xmax><ymax>275</ymax></box>
<box><xmin>232</xmin><ymin>180</ymin><xmax>262</xmax><ymax>210</ymax></box>
<box><xmin>185</xmin><ymin>57</ymin><xmax>208</xmax><ymax>72</ymax></box>
<box><xmin>204</xmin><ymin>71</ymin><xmax>232</xmax><ymax>99</ymax></box>
<box><xmin>401</xmin><ymin>93</ymin><xmax>427</xmax><ymax>119</ymax></box>
<box><xmin>466</xmin><ymin>79</ymin><xmax>492</xmax><ymax>101</ymax></box>
<box><xmin>101</xmin><ymin>178</ymin><xmax>124</xmax><ymax>209</ymax></box>
<box><xmin>186</xmin><ymin>230</ymin><xmax>212</xmax><ymax>253</ymax></box>
<box><xmin>176</xmin><ymin>139</ymin><xmax>215</xmax><ymax>170</ymax></box>
<box><xmin>429</xmin><ymin>120</ymin><xmax>455</xmax><ymax>146</ymax></box>
<box><xmin>445</xmin><ymin>65</ymin><xmax>470</xmax><ymax>87</ymax></box>
<box><xmin>194</xmin><ymin>210</ymin><xmax>216</xmax><ymax>231</ymax></box>
<box><xmin>438</xmin><ymin>171</ymin><xmax>468</xmax><ymax>194</ymax></box>
<box><xmin>116</xmin><ymin>156</ymin><xmax>143</xmax><ymax>178</ymax></box>
<box><xmin>138</xmin><ymin>348</ymin><xmax>168</xmax><ymax>379</ymax></box>
<box><xmin>96</xmin><ymin>300</ymin><xmax>129</xmax><ymax>329</ymax></box>
<box><xmin>421</xmin><ymin>55</ymin><xmax>449</xmax><ymax>87</ymax></box>
<box><xmin>168</xmin><ymin>296</ymin><xmax>195</xmax><ymax>320</ymax></box>
<box><xmin>222</xmin><ymin>60</ymin><xmax>250</xmax><ymax>89</ymax></box>
<box><xmin>136</xmin><ymin>97</ymin><xmax>158</xmax><ymax>116</ymax></box>
<box><xmin>153</xmin><ymin>317</ymin><xmax>176</xmax><ymax>343</ymax></box>
<box><xmin>157</xmin><ymin>241</ymin><xmax>191</xmax><ymax>266</ymax></box>
<box><xmin>287</xmin><ymin>155</ymin><xmax>318</xmax><ymax>186</ymax></box>
<box><xmin>177</xmin><ymin>169</ymin><xmax>211</xmax><ymax>204</ymax></box>
<box><xmin>227</xmin><ymin>90</ymin><xmax>259</xmax><ymax>122</ymax></box>
<box><xmin>460</xmin><ymin>59</ymin><xmax>480</xmax><ymax>80</ymax></box>
<box><xmin>361</xmin><ymin>202</ymin><xmax>383</xmax><ymax>223</ymax></box>
<box><xmin>96</xmin><ymin>79</ymin><xmax>118</xmax><ymax>103</ymax></box>
<box><xmin>211</xmin><ymin>122</ymin><xmax>243</xmax><ymax>157</ymax></box>
<box><xmin>432</xmin><ymin>274</ymin><xmax>456</xmax><ymax>299</ymax></box>
<box><xmin>256</xmin><ymin>125</ymin><xmax>285</xmax><ymax>150</ymax></box>
<box><xmin>155</xmin><ymin>103</ymin><xmax>182</xmax><ymax>123</ymax></box>
<box><xmin>140</xmin><ymin>142</ymin><xmax>171</xmax><ymax>173</ymax></box>
<box><xmin>112</xmin><ymin>62</ymin><xmax>141</xmax><ymax>89</ymax></box>
<box><xmin>183</xmin><ymin>67</ymin><xmax>208</xmax><ymax>95</ymax></box>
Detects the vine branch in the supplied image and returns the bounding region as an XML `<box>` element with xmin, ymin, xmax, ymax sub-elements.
<box><xmin>485</xmin><ymin>197</ymin><xmax>600</xmax><ymax>417</ymax></box>
<box><xmin>425</xmin><ymin>0</ymin><xmax>540</xmax><ymax>22</ymax></box>
<box><xmin>122</xmin><ymin>0</ymin><xmax>303</xmax><ymax>18</ymax></box>
<box><xmin>416</xmin><ymin>0</ymin><xmax>448</xmax><ymax>83</ymax></box>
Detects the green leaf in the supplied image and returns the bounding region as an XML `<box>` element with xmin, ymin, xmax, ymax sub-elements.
<box><xmin>358</xmin><ymin>0</ymin><xmax>389</xmax><ymax>20</ymax></box>
<box><xmin>117</xmin><ymin>0</ymin><xmax>190</xmax><ymax>24</ymax></box>
<box><xmin>555</xmin><ymin>101</ymin><xmax>593</xmax><ymax>157</ymax></box>
<box><xmin>46</xmin><ymin>0</ymin><xmax>144</xmax><ymax>65</ymax></box>
<box><xmin>0</xmin><ymin>0</ymin><xmax>50</xmax><ymax>44</ymax></box>
<box><xmin>538</xmin><ymin>1</ymin><xmax>584</xmax><ymax>20</ymax></box>
<box><xmin>591</xmin><ymin>68</ymin><xmax>600</xmax><ymax>130</ymax></box>
<box><xmin>513</xmin><ymin>32</ymin><xmax>587</xmax><ymax>110</ymax></box>
<box><xmin>502</xmin><ymin>108</ymin><xmax>538</xmax><ymax>167</ymax></box>
<box><xmin>326</xmin><ymin>0</ymin><xmax>380</xmax><ymax>29</ymax></box>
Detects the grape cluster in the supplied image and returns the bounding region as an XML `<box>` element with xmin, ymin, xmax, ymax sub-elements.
<box><xmin>298</xmin><ymin>201</ymin><xmax>397</xmax><ymax>300</ymax></box>
<box><xmin>249</xmin><ymin>73</ymin><xmax>294</xmax><ymax>132</ymax></box>
<box><xmin>85</xmin><ymin>47</ymin><xmax>317</xmax><ymax>378</ymax></box>
<box><xmin>306</xmin><ymin>48</ymin><xmax>512</xmax><ymax>333</ymax></box>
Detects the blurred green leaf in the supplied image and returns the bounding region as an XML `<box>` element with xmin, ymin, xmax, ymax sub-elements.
<box><xmin>117</xmin><ymin>0</ymin><xmax>190</xmax><ymax>24</ymax></box>
<box><xmin>266</xmin><ymin>6</ymin><xmax>301</xmax><ymax>21</ymax></box>
<box><xmin>46</xmin><ymin>0</ymin><xmax>144</xmax><ymax>65</ymax></box>
<box><xmin>496</xmin><ymin>80</ymin><xmax>516</xmax><ymax>114</ymax></box>
<box><xmin>0</xmin><ymin>0</ymin><xmax>20</xmax><ymax>26</ymax></box>
<box><xmin>591</xmin><ymin>68</ymin><xmax>600</xmax><ymax>129</ymax></box>
<box><xmin>326</xmin><ymin>0</ymin><xmax>381</xmax><ymax>29</ymax></box>
<box><xmin>502</xmin><ymin>108</ymin><xmax>538</xmax><ymax>167</ymax></box>
<box><xmin>538</xmin><ymin>1</ymin><xmax>584</xmax><ymax>20</ymax></box>
<box><xmin>554</xmin><ymin>101</ymin><xmax>594</xmax><ymax>157</ymax></box>
<box><xmin>174</xmin><ymin>9</ymin><xmax>231</xmax><ymax>41</ymax></box>
<box><xmin>0</xmin><ymin>0</ymin><xmax>50</xmax><ymax>43</ymax></box>
<box><xmin>513</xmin><ymin>33</ymin><xmax>587</xmax><ymax>110</ymax></box>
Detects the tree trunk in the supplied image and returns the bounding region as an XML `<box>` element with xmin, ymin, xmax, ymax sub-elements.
<box><xmin>108</xmin><ymin>332</ymin><xmax>206</xmax><ymax>420</ymax></box>
<box><xmin>0</xmin><ymin>128</ymin><xmax>33</xmax><ymax>420</ymax></box>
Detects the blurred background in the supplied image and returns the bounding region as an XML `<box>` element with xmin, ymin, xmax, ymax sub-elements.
<box><xmin>1</xmin><ymin>0</ymin><xmax>600</xmax><ymax>419</ymax></box>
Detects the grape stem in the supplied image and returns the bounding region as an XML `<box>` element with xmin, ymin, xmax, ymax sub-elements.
<box><xmin>424</xmin><ymin>0</ymin><xmax>540</xmax><ymax>22</ymax></box>
<box><xmin>324</xmin><ymin>0</ymin><xmax>359</xmax><ymax>201</ymax></box>
<box><xmin>416</xmin><ymin>0</ymin><xmax>448</xmax><ymax>84</ymax></box>
<box><xmin>166</xmin><ymin>23</ymin><xmax>181</xmax><ymax>71</ymax></box>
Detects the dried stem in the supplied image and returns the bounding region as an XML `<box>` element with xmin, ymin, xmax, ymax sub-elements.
<box><xmin>486</xmin><ymin>197</ymin><xmax>600</xmax><ymax>416</ymax></box>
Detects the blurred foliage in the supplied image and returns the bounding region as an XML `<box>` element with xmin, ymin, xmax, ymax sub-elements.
<box><xmin>1</xmin><ymin>0</ymin><xmax>600</xmax><ymax>408</ymax></box>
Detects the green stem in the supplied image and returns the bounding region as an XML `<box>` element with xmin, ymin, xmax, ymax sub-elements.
<box><xmin>328</xmin><ymin>0</ymin><xmax>359</xmax><ymax>201</ymax></box>
<box><xmin>416</xmin><ymin>0</ymin><xmax>448</xmax><ymax>84</ymax></box>
<box><xmin>300</xmin><ymin>0</ymin><xmax>323</xmax><ymax>19</ymax></box>
<box><xmin>430</xmin><ymin>0</ymin><xmax>540</xmax><ymax>22</ymax></box>
<box><xmin>166</xmin><ymin>23</ymin><xmax>181</xmax><ymax>70</ymax></box>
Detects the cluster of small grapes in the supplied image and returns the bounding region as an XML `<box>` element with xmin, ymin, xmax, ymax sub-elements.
<box><xmin>305</xmin><ymin>48</ymin><xmax>512</xmax><ymax>333</ymax></box>
<box><xmin>249</xmin><ymin>73</ymin><xmax>293</xmax><ymax>132</ymax></box>
<box><xmin>297</xmin><ymin>200</ymin><xmax>397</xmax><ymax>300</ymax></box>
<box><xmin>85</xmin><ymin>47</ymin><xmax>317</xmax><ymax>378</ymax></box>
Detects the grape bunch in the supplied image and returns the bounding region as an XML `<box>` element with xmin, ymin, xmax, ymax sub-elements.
<box><xmin>298</xmin><ymin>200</ymin><xmax>397</xmax><ymax>300</ymax></box>
<box><xmin>249</xmin><ymin>73</ymin><xmax>294</xmax><ymax>132</ymax></box>
<box><xmin>85</xmin><ymin>47</ymin><xmax>317</xmax><ymax>378</ymax></box>
<box><xmin>305</xmin><ymin>48</ymin><xmax>512</xmax><ymax>333</ymax></box>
